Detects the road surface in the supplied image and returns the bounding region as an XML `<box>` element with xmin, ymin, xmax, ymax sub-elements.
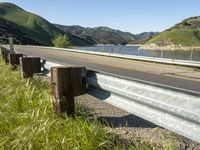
<box><xmin>12</xmin><ymin>45</ymin><xmax>200</xmax><ymax>94</ymax></box>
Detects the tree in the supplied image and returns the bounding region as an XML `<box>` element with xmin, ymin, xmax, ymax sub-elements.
<box><xmin>53</xmin><ymin>34</ymin><xmax>70</xmax><ymax>48</ymax></box>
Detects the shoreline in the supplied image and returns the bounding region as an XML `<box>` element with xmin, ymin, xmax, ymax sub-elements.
<box><xmin>140</xmin><ymin>44</ymin><xmax>200</xmax><ymax>50</ymax></box>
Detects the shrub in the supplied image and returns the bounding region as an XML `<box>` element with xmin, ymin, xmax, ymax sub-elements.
<box><xmin>53</xmin><ymin>34</ymin><xmax>69</xmax><ymax>48</ymax></box>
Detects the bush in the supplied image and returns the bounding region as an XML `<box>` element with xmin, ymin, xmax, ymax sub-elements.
<box><xmin>53</xmin><ymin>34</ymin><xmax>69</xmax><ymax>48</ymax></box>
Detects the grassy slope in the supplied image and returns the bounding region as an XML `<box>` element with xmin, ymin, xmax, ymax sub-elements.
<box><xmin>0</xmin><ymin>2</ymin><xmax>61</xmax><ymax>45</ymax></box>
<box><xmin>0</xmin><ymin>59</ymin><xmax>131</xmax><ymax>149</ymax></box>
<box><xmin>146</xmin><ymin>16</ymin><xmax>200</xmax><ymax>46</ymax></box>
<box><xmin>0</xmin><ymin>2</ymin><xmax>93</xmax><ymax>46</ymax></box>
<box><xmin>0</xmin><ymin>17</ymin><xmax>42</xmax><ymax>45</ymax></box>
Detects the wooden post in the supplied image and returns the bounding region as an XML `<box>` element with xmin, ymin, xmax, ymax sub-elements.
<box><xmin>20</xmin><ymin>57</ymin><xmax>41</xmax><ymax>78</ymax></box>
<box><xmin>0</xmin><ymin>47</ymin><xmax>4</xmax><ymax>57</ymax></box>
<box><xmin>9</xmin><ymin>37</ymin><xmax>14</xmax><ymax>54</ymax></box>
<box><xmin>0</xmin><ymin>44</ymin><xmax>13</xmax><ymax>64</ymax></box>
<box><xmin>51</xmin><ymin>66</ymin><xmax>86</xmax><ymax>115</ymax></box>
<box><xmin>1</xmin><ymin>48</ymin><xmax>4</xmax><ymax>59</ymax></box>
<box><xmin>9</xmin><ymin>53</ymin><xmax>23</xmax><ymax>69</ymax></box>
<box><xmin>3</xmin><ymin>49</ymin><xmax>10</xmax><ymax>64</ymax></box>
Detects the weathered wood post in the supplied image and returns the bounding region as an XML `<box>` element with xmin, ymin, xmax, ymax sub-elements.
<box><xmin>51</xmin><ymin>66</ymin><xmax>86</xmax><ymax>115</ymax></box>
<box><xmin>0</xmin><ymin>47</ymin><xmax>4</xmax><ymax>58</ymax></box>
<box><xmin>3</xmin><ymin>48</ymin><xmax>10</xmax><ymax>64</ymax></box>
<box><xmin>9</xmin><ymin>53</ymin><xmax>23</xmax><ymax>69</ymax></box>
<box><xmin>9</xmin><ymin>37</ymin><xmax>14</xmax><ymax>54</ymax></box>
<box><xmin>20</xmin><ymin>57</ymin><xmax>41</xmax><ymax>78</ymax></box>
<box><xmin>0</xmin><ymin>46</ymin><xmax>3</xmax><ymax>57</ymax></box>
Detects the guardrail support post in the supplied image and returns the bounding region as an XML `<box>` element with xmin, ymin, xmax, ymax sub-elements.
<box><xmin>9</xmin><ymin>37</ymin><xmax>14</xmax><ymax>54</ymax></box>
<box><xmin>0</xmin><ymin>47</ymin><xmax>3</xmax><ymax>57</ymax></box>
<box><xmin>2</xmin><ymin>48</ymin><xmax>10</xmax><ymax>64</ymax></box>
<box><xmin>20</xmin><ymin>57</ymin><xmax>41</xmax><ymax>78</ymax></box>
<box><xmin>9</xmin><ymin>53</ymin><xmax>23</xmax><ymax>69</ymax></box>
<box><xmin>51</xmin><ymin>66</ymin><xmax>86</xmax><ymax>115</ymax></box>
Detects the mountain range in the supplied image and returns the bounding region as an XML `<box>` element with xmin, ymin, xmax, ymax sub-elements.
<box><xmin>54</xmin><ymin>25</ymin><xmax>159</xmax><ymax>45</ymax></box>
<box><xmin>0</xmin><ymin>2</ymin><xmax>94</xmax><ymax>46</ymax></box>
<box><xmin>0</xmin><ymin>2</ymin><xmax>158</xmax><ymax>46</ymax></box>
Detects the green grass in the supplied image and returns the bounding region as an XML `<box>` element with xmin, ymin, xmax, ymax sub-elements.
<box><xmin>146</xmin><ymin>16</ymin><xmax>200</xmax><ymax>47</ymax></box>
<box><xmin>0</xmin><ymin>58</ymin><xmax>136</xmax><ymax>150</ymax></box>
<box><xmin>146</xmin><ymin>29</ymin><xmax>200</xmax><ymax>46</ymax></box>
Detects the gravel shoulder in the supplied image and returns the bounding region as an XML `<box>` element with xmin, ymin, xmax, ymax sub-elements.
<box><xmin>75</xmin><ymin>93</ymin><xmax>200</xmax><ymax>149</ymax></box>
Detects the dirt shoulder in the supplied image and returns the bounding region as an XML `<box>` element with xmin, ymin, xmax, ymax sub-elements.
<box><xmin>75</xmin><ymin>94</ymin><xmax>200</xmax><ymax>149</ymax></box>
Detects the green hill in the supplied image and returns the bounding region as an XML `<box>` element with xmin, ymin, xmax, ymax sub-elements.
<box><xmin>0</xmin><ymin>2</ymin><xmax>158</xmax><ymax>46</ymax></box>
<box><xmin>55</xmin><ymin>25</ymin><xmax>129</xmax><ymax>45</ymax></box>
<box><xmin>0</xmin><ymin>2</ymin><xmax>93</xmax><ymax>46</ymax></box>
<box><xmin>55</xmin><ymin>24</ymin><xmax>158</xmax><ymax>45</ymax></box>
<box><xmin>0</xmin><ymin>17</ymin><xmax>41</xmax><ymax>45</ymax></box>
<box><xmin>144</xmin><ymin>16</ymin><xmax>200</xmax><ymax>49</ymax></box>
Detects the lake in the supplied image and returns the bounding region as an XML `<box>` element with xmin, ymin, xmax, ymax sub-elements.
<box><xmin>77</xmin><ymin>45</ymin><xmax>200</xmax><ymax>61</ymax></box>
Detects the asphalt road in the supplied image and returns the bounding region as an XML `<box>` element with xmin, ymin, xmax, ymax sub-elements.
<box><xmin>13</xmin><ymin>45</ymin><xmax>200</xmax><ymax>94</ymax></box>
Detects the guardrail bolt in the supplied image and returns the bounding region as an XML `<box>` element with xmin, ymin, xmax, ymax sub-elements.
<box><xmin>9</xmin><ymin>53</ymin><xmax>23</xmax><ymax>69</ymax></box>
<box><xmin>20</xmin><ymin>57</ymin><xmax>41</xmax><ymax>78</ymax></box>
<box><xmin>51</xmin><ymin>66</ymin><xmax>86</xmax><ymax>115</ymax></box>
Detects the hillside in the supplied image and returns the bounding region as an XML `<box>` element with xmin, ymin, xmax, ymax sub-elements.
<box><xmin>55</xmin><ymin>24</ymin><xmax>158</xmax><ymax>45</ymax></box>
<box><xmin>136</xmin><ymin>32</ymin><xmax>159</xmax><ymax>39</ymax></box>
<box><xmin>0</xmin><ymin>17</ymin><xmax>41</xmax><ymax>45</ymax></box>
<box><xmin>0</xmin><ymin>2</ymin><xmax>93</xmax><ymax>46</ymax></box>
<box><xmin>54</xmin><ymin>25</ymin><xmax>129</xmax><ymax>45</ymax></box>
<box><xmin>143</xmin><ymin>16</ymin><xmax>200</xmax><ymax>50</ymax></box>
<box><xmin>0</xmin><ymin>2</ymin><xmax>158</xmax><ymax>46</ymax></box>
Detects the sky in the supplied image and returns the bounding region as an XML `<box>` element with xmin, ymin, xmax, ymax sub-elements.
<box><xmin>1</xmin><ymin>0</ymin><xmax>200</xmax><ymax>34</ymax></box>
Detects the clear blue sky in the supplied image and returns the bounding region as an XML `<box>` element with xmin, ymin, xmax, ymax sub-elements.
<box><xmin>1</xmin><ymin>0</ymin><xmax>200</xmax><ymax>34</ymax></box>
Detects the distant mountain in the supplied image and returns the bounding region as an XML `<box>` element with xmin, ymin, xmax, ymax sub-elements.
<box><xmin>54</xmin><ymin>24</ymin><xmax>158</xmax><ymax>45</ymax></box>
<box><xmin>0</xmin><ymin>2</ymin><xmax>92</xmax><ymax>46</ymax></box>
<box><xmin>55</xmin><ymin>25</ymin><xmax>129</xmax><ymax>45</ymax></box>
<box><xmin>143</xmin><ymin>16</ymin><xmax>200</xmax><ymax>50</ymax></box>
<box><xmin>136</xmin><ymin>32</ymin><xmax>159</xmax><ymax>39</ymax></box>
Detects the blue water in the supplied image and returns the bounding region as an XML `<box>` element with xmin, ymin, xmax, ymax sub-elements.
<box><xmin>77</xmin><ymin>45</ymin><xmax>200</xmax><ymax>61</ymax></box>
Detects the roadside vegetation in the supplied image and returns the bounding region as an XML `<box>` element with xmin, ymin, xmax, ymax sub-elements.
<box><xmin>0</xmin><ymin>58</ymin><xmax>144</xmax><ymax>149</ymax></box>
<box><xmin>53</xmin><ymin>34</ymin><xmax>70</xmax><ymax>48</ymax></box>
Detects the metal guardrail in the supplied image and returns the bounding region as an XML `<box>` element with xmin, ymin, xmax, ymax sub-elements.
<box><xmin>41</xmin><ymin>59</ymin><xmax>200</xmax><ymax>143</ymax></box>
<box><xmin>87</xmin><ymin>71</ymin><xmax>200</xmax><ymax>143</ymax></box>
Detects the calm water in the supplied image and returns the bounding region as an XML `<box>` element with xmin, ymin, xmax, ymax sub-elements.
<box><xmin>77</xmin><ymin>45</ymin><xmax>200</xmax><ymax>61</ymax></box>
